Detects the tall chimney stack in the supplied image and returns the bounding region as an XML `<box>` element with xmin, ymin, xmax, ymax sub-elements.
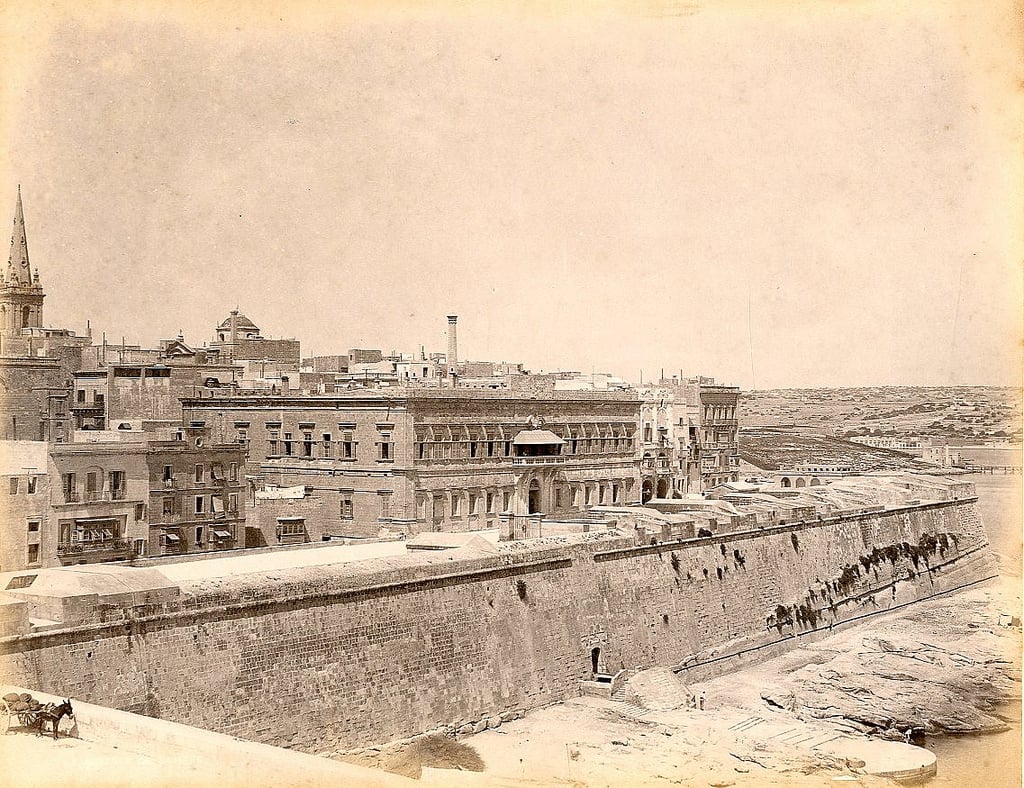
<box><xmin>446</xmin><ymin>315</ymin><xmax>458</xmax><ymax>366</ymax></box>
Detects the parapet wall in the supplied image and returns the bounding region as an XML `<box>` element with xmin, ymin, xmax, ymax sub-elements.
<box><xmin>0</xmin><ymin>497</ymin><xmax>997</xmax><ymax>756</ymax></box>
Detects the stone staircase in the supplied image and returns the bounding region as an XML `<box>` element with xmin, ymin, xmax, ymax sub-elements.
<box><xmin>608</xmin><ymin>671</ymin><xmax>652</xmax><ymax>718</ymax></box>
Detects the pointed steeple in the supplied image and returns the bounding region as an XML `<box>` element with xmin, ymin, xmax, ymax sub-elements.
<box><xmin>7</xmin><ymin>185</ymin><xmax>32</xmax><ymax>286</ymax></box>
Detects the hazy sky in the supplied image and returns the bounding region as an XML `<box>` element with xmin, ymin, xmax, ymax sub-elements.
<box><xmin>1</xmin><ymin>1</ymin><xmax>1021</xmax><ymax>389</ymax></box>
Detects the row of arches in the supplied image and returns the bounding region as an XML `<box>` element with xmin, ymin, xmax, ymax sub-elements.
<box><xmin>0</xmin><ymin>303</ymin><xmax>41</xmax><ymax>332</ymax></box>
<box><xmin>779</xmin><ymin>476</ymin><xmax>823</xmax><ymax>488</ymax></box>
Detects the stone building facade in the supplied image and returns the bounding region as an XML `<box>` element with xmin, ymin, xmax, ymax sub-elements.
<box><xmin>72</xmin><ymin>359</ymin><xmax>240</xmax><ymax>430</ymax></box>
<box><xmin>0</xmin><ymin>357</ymin><xmax>71</xmax><ymax>442</ymax></box>
<box><xmin>49</xmin><ymin>442</ymin><xmax>152</xmax><ymax>565</ymax></box>
<box><xmin>638</xmin><ymin>378</ymin><xmax>741</xmax><ymax>498</ymax></box>
<box><xmin>0</xmin><ymin>441</ymin><xmax>51</xmax><ymax>571</ymax></box>
<box><xmin>145</xmin><ymin>427</ymin><xmax>247</xmax><ymax>557</ymax></box>
<box><xmin>182</xmin><ymin>388</ymin><xmax>641</xmax><ymax>538</ymax></box>
<box><xmin>24</xmin><ymin>429</ymin><xmax>247</xmax><ymax>567</ymax></box>
<box><xmin>698</xmin><ymin>384</ymin><xmax>741</xmax><ymax>488</ymax></box>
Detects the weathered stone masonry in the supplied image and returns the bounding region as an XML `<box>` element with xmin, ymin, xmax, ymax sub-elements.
<box><xmin>0</xmin><ymin>497</ymin><xmax>997</xmax><ymax>755</ymax></box>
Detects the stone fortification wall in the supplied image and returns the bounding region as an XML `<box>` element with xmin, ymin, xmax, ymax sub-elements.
<box><xmin>0</xmin><ymin>498</ymin><xmax>996</xmax><ymax>756</ymax></box>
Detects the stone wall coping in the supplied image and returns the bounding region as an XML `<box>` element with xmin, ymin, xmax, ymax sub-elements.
<box><xmin>591</xmin><ymin>497</ymin><xmax>979</xmax><ymax>562</ymax></box>
<box><xmin>0</xmin><ymin>554</ymin><xmax>575</xmax><ymax>647</ymax></box>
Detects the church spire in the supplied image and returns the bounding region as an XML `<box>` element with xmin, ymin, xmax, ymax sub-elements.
<box><xmin>7</xmin><ymin>185</ymin><xmax>32</xmax><ymax>286</ymax></box>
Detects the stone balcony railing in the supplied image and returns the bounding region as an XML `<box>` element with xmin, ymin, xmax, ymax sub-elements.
<box><xmin>82</xmin><ymin>489</ymin><xmax>128</xmax><ymax>502</ymax></box>
<box><xmin>511</xmin><ymin>456</ymin><xmax>565</xmax><ymax>466</ymax></box>
<box><xmin>57</xmin><ymin>539</ymin><xmax>131</xmax><ymax>556</ymax></box>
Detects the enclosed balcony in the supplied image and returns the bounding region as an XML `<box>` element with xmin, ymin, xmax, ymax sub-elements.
<box><xmin>511</xmin><ymin>429</ymin><xmax>565</xmax><ymax>465</ymax></box>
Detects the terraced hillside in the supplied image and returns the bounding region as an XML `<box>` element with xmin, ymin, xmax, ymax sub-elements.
<box><xmin>739</xmin><ymin>429</ymin><xmax>927</xmax><ymax>471</ymax></box>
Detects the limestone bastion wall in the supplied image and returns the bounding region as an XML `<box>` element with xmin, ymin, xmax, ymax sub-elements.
<box><xmin>0</xmin><ymin>497</ymin><xmax>997</xmax><ymax>754</ymax></box>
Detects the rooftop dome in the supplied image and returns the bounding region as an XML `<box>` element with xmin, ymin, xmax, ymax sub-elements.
<box><xmin>216</xmin><ymin>311</ymin><xmax>260</xmax><ymax>333</ymax></box>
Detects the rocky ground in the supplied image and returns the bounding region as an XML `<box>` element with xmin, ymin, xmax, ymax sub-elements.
<box><xmin>401</xmin><ymin>578</ymin><xmax>1021</xmax><ymax>787</ymax></box>
<box><xmin>759</xmin><ymin>590</ymin><xmax>1020</xmax><ymax>740</ymax></box>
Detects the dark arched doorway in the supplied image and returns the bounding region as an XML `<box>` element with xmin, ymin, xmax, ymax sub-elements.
<box><xmin>591</xmin><ymin>647</ymin><xmax>601</xmax><ymax>675</ymax></box>
<box><xmin>656</xmin><ymin>478</ymin><xmax>669</xmax><ymax>499</ymax></box>
<box><xmin>528</xmin><ymin>479</ymin><xmax>541</xmax><ymax>514</ymax></box>
<box><xmin>641</xmin><ymin>479</ymin><xmax>653</xmax><ymax>503</ymax></box>
<box><xmin>795</xmin><ymin>478</ymin><xmax>807</xmax><ymax>488</ymax></box>
<box><xmin>780</xmin><ymin>477</ymin><xmax>791</xmax><ymax>488</ymax></box>
<box><xmin>809</xmin><ymin>477</ymin><xmax>821</xmax><ymax>486</ymax></box>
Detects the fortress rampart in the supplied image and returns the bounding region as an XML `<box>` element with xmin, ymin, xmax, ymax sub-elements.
<box><xmin>0</xmin><ymin>485</ymin><xmax>997</xmax><ymax>755</ymax></box>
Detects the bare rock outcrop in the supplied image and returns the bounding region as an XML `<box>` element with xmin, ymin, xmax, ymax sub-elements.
<box><xmin>760</xmin><ymin>591</ymin><xmax>1021</xmax><ymax>740</ymax></box>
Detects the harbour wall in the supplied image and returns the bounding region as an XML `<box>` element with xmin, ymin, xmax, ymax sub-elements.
<box><xmin>0</xmin><ymin>497</ymin><xmax>997</xmax><ymax>755</ymax></box>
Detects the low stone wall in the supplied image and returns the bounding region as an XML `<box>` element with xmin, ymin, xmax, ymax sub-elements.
<box><xmin>0</xmin><ymin>497</ymin><xmax>997</xmax><ymax>756</ymax></box>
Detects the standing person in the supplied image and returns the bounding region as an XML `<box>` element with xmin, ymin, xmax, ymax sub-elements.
<box><xmin>699</xmin><ymin>690</ymin><xmax>706</xmax><ymax>711</ymax></box>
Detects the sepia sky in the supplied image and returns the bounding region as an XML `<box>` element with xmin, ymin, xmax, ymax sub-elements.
<box><xmin>1</xmin><ymin>0</ymin><xmax>1021</xmax><ymax>390</ymax></box>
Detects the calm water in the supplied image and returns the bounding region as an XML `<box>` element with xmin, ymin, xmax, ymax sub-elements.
<box><xmin>924</xmin><ymin>473</ymin><xmax>1021</xmax><ymax>786</ymax></box>
<box><xmin>970</xmin><ymin>473</ymin><xmax>1023</xmax><ymax>575</ymax></box>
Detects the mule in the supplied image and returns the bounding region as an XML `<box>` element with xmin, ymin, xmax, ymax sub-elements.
<box><xmin>34</xmin><ymin>699</ymin><xmax>74</xmax><ymax>740</ymax></box>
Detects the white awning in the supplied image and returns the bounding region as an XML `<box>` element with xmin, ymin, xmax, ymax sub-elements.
<box><xmin>212</xmin><ymin>529</ymin><xmax>232</xmax><ymax>539</ymax></box>
<box><xmin>211</xmin><ymin>495</ymin><xmax>224</xmax><ymax>513</ymax></box>
<box><xmin>163</xmin><ymin>532</ymin><xmax>180</xmax><ymax>543</ymax></box>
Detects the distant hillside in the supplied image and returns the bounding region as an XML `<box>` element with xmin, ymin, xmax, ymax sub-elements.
<box><xmin>738</xmin><ymin>385</ymin><xmax>1021</xmax><ymax>443</ymax></box>
<box><xmin>739</xmin><ymin>429</ymin><xmax>927</xmax><ymax>472</ymax></box>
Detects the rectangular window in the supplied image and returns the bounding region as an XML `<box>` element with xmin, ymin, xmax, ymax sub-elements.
<box><xmin>268</xmin><ymin>430</ymin><xmax>279</xmax><ymax>455</ymax></box>
<box><xmin>195</xmin><ymin>526</ymin><xmax>204</xmax><ymax>545</ymax></box>
<box><xmin>110</xmin><ymin>470</ymin><xmax>125</xmax><ymax>499</ymax></box>
<box><xmin>228</xmin><ymin>493</ymin><xmax>238</xmax><ymax>512</ymax></box>
<box><xmin>194</xmin><ymin>464</ymin><xmax>204</xmax><ymax>483</ymax></box>
<box><xmin>77</xmin><ymin>389</ymin><xmax>86</xmax><ymax>403</ymax></box>
<box><xmin>63</xmin><ymin>472</ymin><xmax>77</xmax><ymax>502</ymax></box>
<box><xmin>163</xmin><ymin>464</ymin><xmax>173</xmax><ymax>482</ymax></box>
<box><xmin>27</xmin><ymin>544</ymin><xmax>39</xmax><ymax>564</ymax></box>
<box><xmin>162</xmin><ymin>497</ymin><xmax>174</xmax><ymax>516</ymax></box>
<box><xmin>9</xmin><ymin>477</ymin><xmax>18</xmax><ymax>495</ymax></box>
<box><xmin>85</xmin><ymin>471</ymin><xmax>100</xmax><ymax>500</ymax></box>
<box><xmin>302</xmin><ymin>432</ymin><xmax>314</xmax><ymax>457</ymax></box>
<box><xmin>417</xmin><ymin>442</ymin><xmax>425</xmax><ymax>460</ymax></box>
<box><xmin>322</xmin><ymin>434</ymin><xmax>332</xmax><ymax>458</ymax></box>
<box><xmin>379</xmin><ymin>493</ymin><xmax>391</xmax><ymax>519</ymax></box>
<box><xmin>27</xmin><ymin>476</ymin><xmax>37</xmax><ymax>494</ymax></box>
<box><xmin>451</xmin><ymin>495</ymin><xmax>461</xmax><ymax>517</ymax></box>
<box><xmin>134</xmin><ymin>539</ymin><xmax>146</xmax><ymax>557</ymax></box>
<box><xmin>229</xmin><ymin>462</ymin><xmax>238</xmax><ymax>481</ymax></box>
<box><xmin>469</xmin><ymin>441</ymin><xmax>478</xmax><ymax>458</ymax></box>
<box><xmin>341</xmin><ymin>432</ymin><xmax>354</xmax><ymax>459</ymax></box>
<box><xmin>283</xmin><ymin>433</ymin><xmax>293</xmax><ymax>456</ymax></box>
<box><xmin>195</xmin><ymin>495</ymin><xmax>205</xmax><ymax>514</ymax></box>
<box><xmin>278</xmin><ymin>520</ymin><xmax>306</xmax><ymax>537</ymax></box>
<box><xmin>504</xmin><ymin>441</ymin><xmax>511</xmax><ymax>457</ymax></box>
<box><xmin>28</xmin><ymin>520</ymin><xmax>39</xmax><ymax>533</ymax></box>
<box><xmin>211</xmin><ymin>463</ymin><xmax>223</xmax><ymax>480</ymax></box>
<box><xmin>95</xmin><ymin>392</ymin><xmax>105</xmax><ymax>405</ymax></box>
<box><xmin>487</xmin><ymin>441</ymin><xmax>495</xmax><ymax>457</ymax></box>
<box><xmin>471</xmin><ymin>493</ymin><xmax>481</xmax><ymax>515</ymax></box>
<box><xmin>237</xmin><ymin>428</ymin><xmax>249</xmax><ymax>446</ymax></box>
<box><xmin>135</xmin><ymin>503</ymin><xmax>145</xmax><ymax>520</ymax></box>
<box><xmin>502</xmin><ymin>491</ymin><xmax>511</xmax><ymax>511</ymax></box>
<box><xmin>340</xmin><ymin>496</ymin><xmax>353</xmax><ymax>519</ymax></box>
<box><xmin>378</xmin><ymin>433</ymin><xmax>392</xmax><ymax>461</ymax></box>
<box><xmin>487</xmin><ymin>492</ymin><xmax>495</xmax><ymax>513</ymax></box>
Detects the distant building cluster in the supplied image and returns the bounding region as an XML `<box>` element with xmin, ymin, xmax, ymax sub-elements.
<box><xmin>0</xmin><ymin>190</ymin><xmax>740</xmax><ymax>571</ymax></box>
